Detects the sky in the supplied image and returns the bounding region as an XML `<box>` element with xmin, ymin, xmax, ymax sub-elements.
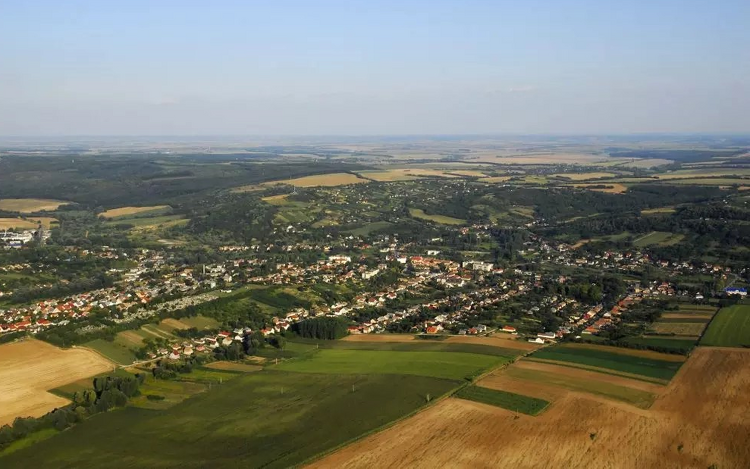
<box><xmin>1</xmin><ymin>0</ymin><xmax>749</xmax><ymax>136</ymax></box>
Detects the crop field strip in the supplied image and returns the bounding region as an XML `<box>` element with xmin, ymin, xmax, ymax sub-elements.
<box><xmin>528</xmin><ymin>344</ymin><xmax>684</xmax><ymax>382</ymax></box>
<box><xmin>454</xmin><ymin>385</ymin><xmax>550</xmax><ymax>415</ymax></box>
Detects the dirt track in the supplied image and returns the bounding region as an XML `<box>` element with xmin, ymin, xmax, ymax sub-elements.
<box><xmin>309</xmin><ymin>348</ymin><xmax>750</xmax><ymax>469</ymax></box>
<box><xmin>0</xmin><ymin>339</ymin><xmax>114</xmax><ymax>425</ymax></box>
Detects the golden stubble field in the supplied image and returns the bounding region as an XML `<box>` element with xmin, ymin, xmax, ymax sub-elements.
<box><xmin>0</xmin><ymin>339</ymin><xmax>114</xmax><ymax>426</ymax></box>
<box><xmin>0</xmin><ymin>217</ymin><xmax>57</xmax><ymax>230</ymax></box>
<box><xmin>309</xmin><ymin>347</ymin><xmax>750</xmax><ymax>469</ymax></box>
<box><xmin>99</xmin><ymin>205</ymin><xmax>170</xmax><ymax>218</ymax></box>
<box><xmin>0</xmin><ymin>199</ymin><xmax>68</xmax><ymax>213</ymax></box>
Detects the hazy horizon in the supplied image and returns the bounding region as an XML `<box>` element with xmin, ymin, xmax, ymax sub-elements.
<box><xmin>2</xmin><ymin>0</ymin><xmax>749</xmax><ymax>136</ymax></box>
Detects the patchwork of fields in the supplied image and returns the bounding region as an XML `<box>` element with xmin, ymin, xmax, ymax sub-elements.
<box><xmin>311</xmin><ymin>347</ymin><xmax>750</xmax><ymax>469</ymax></box>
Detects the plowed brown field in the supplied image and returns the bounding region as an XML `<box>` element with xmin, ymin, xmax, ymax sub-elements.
<box><xmin>309</xmin><ymin>348</ymin><xmax>750</xmax><ymax>469</ymax></box>
<box><xmin>0</xmin><ymin>339</ymin><xmax>114</xmax><ymax>425</ymax></box>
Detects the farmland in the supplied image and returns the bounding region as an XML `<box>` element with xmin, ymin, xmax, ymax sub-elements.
<box><xmin>700</xmin><ymin>304</ymin><xmax>750</xmax><ymax>347</ymax></box>
<box><xmin>408</xmin><ymin>208</ymin><xmax>466</xmax><ymax>225</ymax></box>
<box><xmin>0</xmin><ymin>339</ymin><xmax>113</xmax><ymax>426</ymax></box>
<box><xmin>528</xmin><ymin>343</ymin><xmax>684</xmax><ymax>382</ymax></box>
<box><xmin>0</xmin><ymin>372</ymin><xmax>458</xmax><ymax>468</ymax></box>
<box><xmin>486</xmin><ymin>360</ymin><xmax>662</xmax><ymax>409</ymax></box>
<box><xmin>359</xmin><ymin>168</ymin><xmax>484</xmax><ymax>181</ymax></box>
<box><xmin>633</xmin><ymin>231</ymin><xmax>684</xmax><ymax>247</ymax></box>
<box><xmin>310</xmin><ymin>348</ymin><xmax>750</xmax><ymax>469</ymax></box>
<box><xmin>315</xmin><ymin>339</ymin><xmax>523</xmax><ymax>359</ymax></box>
<box><xmin>0</xmin><ymin>199</ymin><xmax>68</xmax><ymax>213</ymax></box>
<box><xmin>274</xmin><ymin>349</ymin><xmax>505</xmax><ymax>380</ymax></box>
<box><xmin>553</xmin><ymin>172</ymin><xmax>616</xmax><ymax>181</ymax></box>
<box><xmin>454</xmin><ymin>385</ymin><xmax>550</xmax><ymax>415</ymax></box>
<box><xmin>99</xmin><ymin>205</ymin><xmax>170</xmax><ymax>219</ymax></box>
<box><xmin>571</xmin><ymin>182</ymin><xmax>628</xmax><ymax>193</ymax></box>
<box><xmin>252</xmin><ymin>172</ymin><xmax>369</xmax><ymax>190</ymax></box>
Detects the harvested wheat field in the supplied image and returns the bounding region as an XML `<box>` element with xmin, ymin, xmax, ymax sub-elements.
<box><xmin>309</xmin><ymin>348</ymin><xmax>750</xmax><ymax>469</ymax></box>
<box><xmin>0</xmin><ymin>218</ymin><xmax>41</xmax><ymax>230</ymax></box>
<box><xmin>0</xmin><ymin>339</ymin><xmax>114</xmax><ymax>426</ymax></box>
<box><xmin>0</xmin><ymin>198</ymin><xmax>68</xmax><ymax>213</ymax></box>
<box><xmin>99</xmin><ymin>205</ymin><xmax>169</xmax><ymax>219</ymax></box>
<box><xmin>273</xmin><ymin>173</ymin><xmax>367</xmax><ymax>187</ymax></box>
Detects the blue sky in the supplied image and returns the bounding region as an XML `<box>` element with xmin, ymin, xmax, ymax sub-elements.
<box><xmin>1</xmin><ymin>0</ymin><xmax>748</xmax><ymax>135</ymax></box>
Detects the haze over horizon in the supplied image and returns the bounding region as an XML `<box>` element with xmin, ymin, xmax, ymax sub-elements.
<box><xmin>1</xmin><ymin>0</ymin><xmax>749</xmax><ymax>136</ymax></box>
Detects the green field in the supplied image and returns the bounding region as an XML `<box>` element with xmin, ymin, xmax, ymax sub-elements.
<box><xmin>0</xmin><ymin>372</ymin><xmax>457</xmax><ymax>468</ymax></box>
<box><xmin>408</xmin><ymin>208</ymin><xmax>466</xmax><ymax>225</ymax></box>
<box><xmin>314</xmin><ymin>340</ymin><xmax>521</xmax><ymax>358</ymax></box>
<box><xmin>700</xmin><ymin>305</ymin><xmax>750</xmax><ymax>347</ymax></box>
<box><xmin>347</xmin><ymin>221</ymin><xmax>393</xmax><ymax>236</ymax></box>
<box><xmin>632</xmin><ymin>231</ymin><xmax>684</xmax><ymax>247</ymax></box>
<box><xmin>455</xmin><ymin>385</ymin><xmax>550</xmax><ymax>415</ymax></box>
<box><xmin>84</xmin><ymin>338</ymin><xmax>137</xmax><ymax>365</ymax></box>
<box><xmin>530</xmin><ymin>346</ymin><xmax>682</xmax><ymax>381</ymax></box>
<box><xmin>178</xmin><ymin>315</ymin><xmax>220</xmax><ymax>329</ymax></box>
<box><xmin>275</xmin><ymin>349</ymin><xmax>505</xmax><ymax>380</ymax></box>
